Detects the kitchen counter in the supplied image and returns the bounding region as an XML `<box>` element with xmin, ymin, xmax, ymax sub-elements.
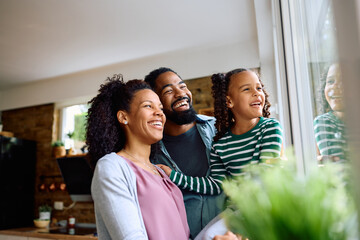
<box><xmin>0</xmin><ymin>226</ymin><xmax>97</xmax><ymax>240</ymax></box>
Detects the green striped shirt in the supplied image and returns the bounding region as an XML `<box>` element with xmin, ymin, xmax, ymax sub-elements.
<box><xmin>313</xmin><ymin>111</ymin><xmax>347</xmax><ymax>161</ymax></box>
<box><xmin>169</xmin><ymin>117</ymin><xmax>283</xmax><ymax>195</ymax></box>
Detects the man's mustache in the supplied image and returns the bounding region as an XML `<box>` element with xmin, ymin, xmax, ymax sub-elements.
<box><xmin>171</xmin><ymin>97</ymin><xmax>191</xmax><ymax>109</ymax></box>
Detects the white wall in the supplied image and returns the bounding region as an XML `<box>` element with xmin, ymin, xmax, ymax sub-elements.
<box><xmin>0</xmin><ymin>1</ymin><xmax>281</xmax><ymax>114</ymax></box>
<box><xmin>0</xmin><ymin>39</ymin><xmax>259</xmax><ymax>111</ymax></box>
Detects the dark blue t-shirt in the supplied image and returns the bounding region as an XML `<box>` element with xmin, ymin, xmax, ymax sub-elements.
<box><xmin>163</xmin><ymin>126</ymin><xmax>209</xmax><ymax>177</ymax></box>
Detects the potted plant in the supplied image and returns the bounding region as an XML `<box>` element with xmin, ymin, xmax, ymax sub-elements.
<box><xmin>52</xmin><ymin>140</ymin><xmax>65</xmax><ymax>157</ymax></box>
<box><xmin>38</xmin><ymin>204</ymin><xmax>52</xmax><ymax>220</ymax></box>
<box><xmin>66</xmin><ymin>131</ymin><xmax>74</xmax><ymax>139</ymax></box>
<box><xmin>66</xmin><ymin>131</ymin><xmax>76</xmax><ymax>155</ymax></box>
<box><xmin>222</xmin><ymin>156</ymin><xmax>357</xmax><ymax>240</ymax></box>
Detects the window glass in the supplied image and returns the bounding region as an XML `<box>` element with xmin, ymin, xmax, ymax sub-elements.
<box><xmin>61</xmin><ymin>104</ymin><xmax>89</xmax><ymax>154</ymax></box>
<box><xmin>281</xmin><ymin>0</ymin><xmax>347</xmax><ymax>166</ymax></box>
<box><xmin>302</xmin><ymin>1</ymin><xmax>347</xmax><ymax>163</ymax></box>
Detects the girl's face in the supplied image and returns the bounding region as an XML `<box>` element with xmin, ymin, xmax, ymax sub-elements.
<box><xmin>325</xmin><ymin>64</ymin><xmax>344</xmax><ymax>112</ymax></box>
<box><xmin>226</xmin><ymin>71</ymin><xmax>265</xmax><ymax>121</ymax></box>
<box><xmin>121</xmin><ymin>89</ymin><xmax>166</xmax><ymax>145</ymax></box>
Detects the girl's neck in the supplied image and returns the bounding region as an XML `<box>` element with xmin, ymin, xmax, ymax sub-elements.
<box><xmin>332</xmin><ymin>111</ymin><xmax>344</xmax><ymax>121</ymax></box>
<box><xmin>231</xmin><ymin>117</ymin><xmax>260</xmax><ymax>135</ymax></box>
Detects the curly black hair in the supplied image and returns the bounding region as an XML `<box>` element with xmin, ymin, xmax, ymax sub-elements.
<box><xmin>86</xmin><ymin>74</ymin><xmax>152</xmax><ymax>167</ymax></box>
<box><xmin>211</xmin><ymin>68</ymin><xmax>271</xmax><ymax>142</ymax></box>
<box><xmin>144</xmin><ymin>67</ymin><xmax>181</xmax><ymax>90</ymax></box>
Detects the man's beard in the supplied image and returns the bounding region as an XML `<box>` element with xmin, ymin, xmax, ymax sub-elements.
<box><xmin>164</xmin><ymin>107</ymin><xmax>197</xmax><ymax>125</ymax></box>
<box><xmin>164</xmin><ymin>98</ymin><xmax>197</xmax><ymax>125</ymax></box>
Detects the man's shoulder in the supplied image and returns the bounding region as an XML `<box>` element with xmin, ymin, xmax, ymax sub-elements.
<box><xmin>196</xmin><ymin>114</ymin><xmax>216</xmax><ymax>124</ymax></box>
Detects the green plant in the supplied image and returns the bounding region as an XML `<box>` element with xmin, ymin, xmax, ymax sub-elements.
<box><xmin>39</xmin><ymin>204</ymin><xmax>52</xmax><ymax>212</ymax></box>
<box><xmin>67</xmin><ymin>131</ymin><xmax>75</xmax><ymax>139</ymax></box>
<box><xmin>52</xmin><ymin>140</ymin><xmax>64</xmax><ymax>147</ymax></box>
<box><xmin>74</xmin><ymin>112</ymin><xmax>87</xmax><ymax>142</ymax></box>
<box><xmin>222</xmin><ymin>156</ymin><xmax>357</xmax><ymax>240</ymax></box>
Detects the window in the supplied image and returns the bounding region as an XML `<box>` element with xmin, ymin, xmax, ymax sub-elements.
<box><xmin>60</xmin><ymin>104</ymin><xmax>89</xmax><ymax>154</ymax></box>
<box><xmin>279</xmin><ymin>0</ymin><xmax>345</xmax><ymax>172</ymax></box>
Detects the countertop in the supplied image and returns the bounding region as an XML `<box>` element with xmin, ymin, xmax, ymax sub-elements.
<box><xmin>0</xmin><ymin>226</ymin><xmax>97</xmax><ymax>239</ymax></box>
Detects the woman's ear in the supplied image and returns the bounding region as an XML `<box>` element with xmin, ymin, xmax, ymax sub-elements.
<box><xmin>226</xmin><ymin>96</ymin><xmax>233</xmax><ymax>108</ymax></box>
<box><xmin>117</xmin><ymin>111</ymin><xmax>128</xmax><ymax>125</ymax></box>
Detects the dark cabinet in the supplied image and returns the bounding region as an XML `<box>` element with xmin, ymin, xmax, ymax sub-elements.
<box><xmin>0</xmin><ymin>136</ymin><xmax>36</xmax><ymax>230</ymax></box>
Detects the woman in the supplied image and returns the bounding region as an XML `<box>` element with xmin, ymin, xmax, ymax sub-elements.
<box><xmin>86</xmin><ymin>74</ymin><xmax>189</xmax><ymax>240</ymax></box>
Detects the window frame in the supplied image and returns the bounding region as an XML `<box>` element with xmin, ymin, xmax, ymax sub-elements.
<box><xmin>275</xmin><ymin>0</ymin><xmax>320</xmax><ymax>174</ymax></box>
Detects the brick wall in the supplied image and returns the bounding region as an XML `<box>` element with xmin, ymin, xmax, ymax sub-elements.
<box><xmin>2</xmin><ymin>104</ymin><xmax>95</xmax><ymax>224</ymax></box>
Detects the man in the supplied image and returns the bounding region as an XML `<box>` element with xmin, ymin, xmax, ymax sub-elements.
<box><xmin>145</xmin><ymin>67</ymin><xmax>224</xmax><ymax>238</ymax></box>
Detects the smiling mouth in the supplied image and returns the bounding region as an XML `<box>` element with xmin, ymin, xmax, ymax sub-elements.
<box><xmin>250</xmin><ymin>101</ymin><xmax>262</xmax><ymax>107</ymax></box>
<box><xmin>148</xmin><ymin>120</ymin><xmax>163</xmax><ymax>127</ymax></box>
<box><xmin>172</xmin><ymin>97</ymin><xmax>190</xmax><ymax>110</ymax></box>
<box><xmin>331</xmin><ymin>96</ymin><xmax>342</xmax><ymax>99</ymax></box>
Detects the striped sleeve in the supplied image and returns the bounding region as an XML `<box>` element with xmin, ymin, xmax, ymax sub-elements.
<box><xmin>169</xmin><ymin>146</ymin><xmax>227</xmax><ymax>195</ymax></box>
<box><xmin>259</xmin><ymin>120</ymin><xmax>283</xmax><ymax>161</ymax></box>
<box><xmin>313</xmin><ymin>114</ymin><xmax>346</xmax><ymax>157</ymax></box>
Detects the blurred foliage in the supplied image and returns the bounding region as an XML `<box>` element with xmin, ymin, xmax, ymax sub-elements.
<box><xmin>52</xmin><ymin>140</ymin><xmax>64</xmax><ymax>147</ymax></box>
<box><xmin>38</xmin><ymin>204</ymin><xmax>52</xmax><ymax>212</ymax></box>
<box><xmin>73</xmin><ymin>112</ymin><xmax>87</xmax><ymax>142</ymax></box>
<box><xmin>222</xmin><ymin>153</ymin><xmax>358</xmax><ymax>240</ymax></box>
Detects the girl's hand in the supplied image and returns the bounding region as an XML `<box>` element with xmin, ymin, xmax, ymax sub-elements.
<box><xmin>156</xmin><ymin>164</ymin><xmax>172</xmax><ymax>176</ymax></box>
<box><xmin>213</xmin><ymin>231</ymin><xmax>243</xmax><ymax>240</ymax></box>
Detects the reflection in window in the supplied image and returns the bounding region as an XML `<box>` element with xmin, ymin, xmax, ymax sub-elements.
<box><xmin>300</xmin><ymin>0</ymin><xmax>347</xmax><ymax>162</ymax></box>
<box><xmin>313</xmin><ymin>63</ymin><xmax>347</xmax><ymax>162</ymax></box>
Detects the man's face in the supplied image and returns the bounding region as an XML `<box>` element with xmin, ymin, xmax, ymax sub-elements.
<box><xmin>154</xmin><ymin>71</ymin><xmax>196</xmax><ymax>125</ymax></box>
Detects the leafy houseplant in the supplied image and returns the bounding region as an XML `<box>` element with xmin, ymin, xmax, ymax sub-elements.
<box><xmin>52</xmin><ymin>140</ymin><xmax>65</xmax><ymax>157</ymax></box>
<box><xmin>67</xmin><ymin>131</ymin><xmax>74</xmax><ymax>139</ymax></box>
<box><xmin>52</xmin><ymin>140</ymin><xmax>64</xmax><ymax>147</ymax></box>
<box><xmin>38</xmin><ymin>204</ymin><xmax>52</xmax><ymax>220</ymax></box>
<box><xmin>222</xmin><ymin>157</ymin><xmax>358</xmax><ymax>240</ymax></box>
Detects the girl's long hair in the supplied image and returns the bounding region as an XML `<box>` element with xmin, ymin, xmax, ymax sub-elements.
<box><xmin>211</xmin><ymin>68</ymin><xmax>271</xmax><ymax>142</ymax></box>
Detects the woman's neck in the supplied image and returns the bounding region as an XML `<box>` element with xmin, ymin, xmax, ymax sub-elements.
<box><xmin>120</xmin><ymin>143</ymin><xmax>151</xmax><ymax>163</ymax></box>
<box><xmin>231</xmin><ymin>117</ymin><xmax>260</xmax><ymax>135</ymax></box>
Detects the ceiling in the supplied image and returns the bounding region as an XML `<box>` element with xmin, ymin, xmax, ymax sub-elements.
<box><xmin>0</xmin><ymin>0</ymin><xmax>255</xmax><ymax>91</ymax></box>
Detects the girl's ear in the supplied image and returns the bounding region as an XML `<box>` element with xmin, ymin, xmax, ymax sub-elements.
<box><xmin>117</xmin><ymin>110</ymin><xmax>128</xmax><ymax>125</ymax></box>
<box><xmin>226</xmin><ymin>96</ymin><xmax>233</xmax><ymax>108</ymax></box>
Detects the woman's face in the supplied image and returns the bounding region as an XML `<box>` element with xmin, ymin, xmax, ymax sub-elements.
<box><xmin>226</xmin><ymin>71</ymin><xmax>265</xmax><ymax>121</ymax></box>
<box><xmin>325</xmin><ymin>64</ymin><xmax>344</xmax><ymax>112</ymax></box>
<box><xmin>125</xmin><ymin>89</ymin><xmax>165</xmax><ymax>145</ymax></box>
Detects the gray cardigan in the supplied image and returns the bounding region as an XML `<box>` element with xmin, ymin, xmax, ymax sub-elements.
<box><xmin>91</xmin><ymin>152</ymin><xmax>148</xmax><ymax>240</ymax></box>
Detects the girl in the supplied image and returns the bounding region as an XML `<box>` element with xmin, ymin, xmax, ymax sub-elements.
<box><xmin>159</xmin><ymin>68</ymin><xmax>283</xmax><ymax>195</ymax></box>
<box><xmin>313</xmin><ymin>63</ymin><xmax>347</xmax><ymax>162</ymax></box>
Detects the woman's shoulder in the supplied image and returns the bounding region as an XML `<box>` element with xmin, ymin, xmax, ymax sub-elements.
<box><xmin>97</xmin><ymin>152</ymin><xmax>124</xmax><ymax>165</ymax></box>
<box><xmin>95</xmin><ymin>152</ymin><xmax>133</xmax><ymax>176</ymax></box>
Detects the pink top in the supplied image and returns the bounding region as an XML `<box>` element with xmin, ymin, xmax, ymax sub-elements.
<box><xmin>124</xmin><ymin>158</ymin><xmax>190</xmax><ymax>240</ymax></box>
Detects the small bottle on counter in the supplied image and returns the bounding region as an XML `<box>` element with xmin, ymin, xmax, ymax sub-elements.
<box><xmin>68</xmin><ymin>215</ymin><xmax>76</xmax><ymax>228</ymax></box>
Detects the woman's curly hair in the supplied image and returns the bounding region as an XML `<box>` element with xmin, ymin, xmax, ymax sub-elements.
<box><xmin>211</xmin><ymin>68</ymin><xmax>271</xmax><ymax>142</ymax></box>
<box><xmin>86</xmin><ymin>74</ymin><xmax>152</xmax><ymax>167</ymax></box>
